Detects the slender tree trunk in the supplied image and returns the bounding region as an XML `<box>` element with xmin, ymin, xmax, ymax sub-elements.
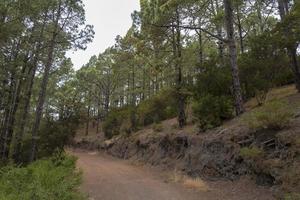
<box><xmin>1</xmin><ymin>40</ymin><xmax>21</xmax><ymax>160</ymax></box>
<box><xmin>29</xmin><ymin>0</ymin><xmax>62</xmax><ymax>162</ymax></box>
<box><xmin>141</xmin><ymin>68</ymin><xmax>146</xmax><ymax>101</ymax></box>
<box><xmin>213</xmin><ymin>0</ymin><xmax>225</xmax><ymax>63</ymax></box>
<box><xmin>14</xmin><ymin>16</ymin><xmax>47</xmax><ymax>161</ymax></box>
<box><xmin>0</xmin><ymin>85</ymin><xmax>13</xmax><ymax>160</ymax></box>
<box><xmin>85</xmin><ymin>104</ymin><xmax>90</xmax><ymax>136</ymax></box>
<box><xmin>30</xmin><ymin>36</ymin><xmax>57</xmax><ymax>162</ymax></box>
<box><xmin>13</xmin><ymin>50</ymin><xmax>41</xmax><ymax>162</ymax></box>
<box><xmin>197</xmin><ymin>30</ymin><xmax>203</xmax><ymax>68</ymax></box>
<box><xmin>13</xmin><ymin>63</ymin><xmax>37</xmax><ymax>162</ymax></box>
<box><xmin>224</xmin><ymin>0</ymin><xmax>245</xmax><ymax>115</ymax></box>
<box><xmin>96</xmin><ymin>101</ymin><xmax>101</xmax><ymax>134</ymax></box>
<box><xmin>256</xmin><ymin>0</ymin><xmax>264</xmax><ymax>33</ymax></box>
<box><xmin>175</xmin><ymin>8</ymin><xmax>186</xmax><ymax>128</ymax></box>
<box><xmin>236</xmin><ymin>4</ymin><xmax>244</xmax><ymax>54</ymax></box>
<box><xmin>132</xmin><ymin>65</ymin><xmax>136</xmax><ymax>106</ymax></box>
<box><xmin>2</xmin><ymin>63</ymin><xmax>27</xmax><ymax>160</ymax></box>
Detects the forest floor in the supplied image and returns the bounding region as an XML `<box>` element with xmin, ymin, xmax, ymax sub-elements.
<box><xmin>70</xmin><ymin>149</ymin><xmax>274</xmax><ymax>200</ymax></box>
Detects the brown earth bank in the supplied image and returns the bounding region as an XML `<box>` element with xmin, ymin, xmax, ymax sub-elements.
<box><xmin>70</xmin><ymin>149</ymin><xmax>274</xmax><ymax>200</ymax></box>
<box><xmin>72</xmin><ymin>87</ymin><xmax>300</xmax><ymax>199</ymax></box>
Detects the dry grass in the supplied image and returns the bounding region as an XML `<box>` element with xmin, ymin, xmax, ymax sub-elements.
<box><xmin>183</xmin><ymin>177</ymin><xmax>210</xmax><ymax>192</ymax></box>
<box><xmin>169</xmin><ymin>170</ymin><xmax>210</xmax><ymax>192</ymax></box>
<box><xmin>245</xmin><ymin>85</ymin><xmax>297</xmax><ymax>110</ymax></box>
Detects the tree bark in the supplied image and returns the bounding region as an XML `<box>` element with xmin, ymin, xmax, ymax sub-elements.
<box><xmin>224</xmin><ymin>0</ymin><xmax>245</xmax><ymax>115</ymax></box>
<box><xmin>236</xmin><ymin>4</ymin><xmax>244</xmax><ymax>54</ymax></box>
<box><xmin>214</xmin><ymin>0</ymin><xmax>225</xmax><ymax>63</ymax></box>
<box><xmin>30</xmin><ymin>0</ymin><xmax>63</xmax><ymax>162</ymax></box>
<box><xmin>1</xmin><ymin>40</ymin><xmax>21</xmax><ymax>160</ymax></box>
<box><xmin>85</xmin><ymin>104</ymin><xmax>90</xmax><ymax>136</ymax></box>
<box><xmin>13</xmin><ymin>64</ymin><xmax>38</xmax><ymax>162</ymax></box>
<box><xmin>30</xmin><ymin>39</ymin><xmax>56</xmax><ymax>162</ymax></box>
<box><xmin>174</xmin><ymin>8</ymin><xmax>186</xmax><ymax>128</ymax></box>
<box><xmin>13</xmin><ymin>19</ymin><xmax>46</xmax><ymax>162</ymax></box>
<box><xmin>2</xmin><ymin>63</ymin><xmax>27</xmax><ymax>160</ymax></box>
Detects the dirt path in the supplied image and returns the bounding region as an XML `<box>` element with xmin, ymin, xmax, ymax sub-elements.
<box><xmin>71</xmin><ymin>150</ymin><xmax>275</xmax><ymax>200</ymax></box>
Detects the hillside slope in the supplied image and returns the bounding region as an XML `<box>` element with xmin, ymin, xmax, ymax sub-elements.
<box><xmin>74</xmin><ymin>85</ymin><xmax>300</xmax><ymax>199</ymax></box>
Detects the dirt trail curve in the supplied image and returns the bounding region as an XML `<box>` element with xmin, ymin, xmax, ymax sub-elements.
<box><xmin>71</xmin><ymin>149</ymin><xmax>274</xmax><ymax>200</ymax></box>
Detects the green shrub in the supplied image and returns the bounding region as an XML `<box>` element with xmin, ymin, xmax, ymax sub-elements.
<box><xmin>240</xmin><ymin>147</ymin><xmax>264</xmax><ymax>160</ymax></box>
<box><xmin>152</xmin><ymin>123</ymin><xmax>164</xmax><ymax>132</ymax></box>
<box><xmin>102</xmin><ymin>89</ymin><xmax>177</xmax><ymax>139</ymax></box>
<box><xmin>243</xmin><ymin>100</ymin><xmax>294</xmax><ymax>131</ymax></box>
<box><xmin>16</xmin><ymin>117</ymin><xmax>80</xmax><ymax>163</ymax></box>
<box><xmin>38</xmin><ymin>118</ymin><xmax>79</xmax><ymax>157</ymax></box>
<box><xmin>239</xmin><ymin>32</ymin><xmax>292</xmax><ymax>100</ymax></box>
<box><xmin>0</xmin><ymin>153</ymin><xmax>85</xmax><ymax>200</ymax></box>
<box><xmin>284</xmin><ymin>193</ymin><xmax>300</xmax><ymax>200</ymax></box>
<box><xmin>102</xmin><ymin>106</ymin><xmax>136</xmax><ymax>139</ymax></box>
<box><xmin>137</xmin><ymin>89</ymin><xmax>177</xmax><ymax>126</ymax></box>
<box><xmin>192</xmin><ymin>95</ymin><xmax>234</xmax><ymax>131</ymax></box>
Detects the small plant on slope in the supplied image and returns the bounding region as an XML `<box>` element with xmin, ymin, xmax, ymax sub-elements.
<box><xmin>243</xmin><ymin>100</ymin><xmax>294</xmax><ymax>131</ymax></box>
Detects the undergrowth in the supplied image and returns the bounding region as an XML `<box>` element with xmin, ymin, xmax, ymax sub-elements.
<box><xmin>0</xmin><ymin>153</ymin><xmax>85</xmax><ymax>200</ymax></box>
<box><xmin>243</xmin><ymin>100</ymin><xmax>294</xmax><ymax>131</ymax></box>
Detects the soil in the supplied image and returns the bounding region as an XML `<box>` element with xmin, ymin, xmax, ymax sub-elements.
<box><xmin>71</xmin><ymin>149</ymin><xmax>274</xmax><ymax>200</ymax></box>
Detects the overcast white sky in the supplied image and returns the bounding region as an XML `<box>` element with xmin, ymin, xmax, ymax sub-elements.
<box><xmin>67</xmin><ymin>0</ymin><xmax>140</xmax><ymax>70</ymax></box>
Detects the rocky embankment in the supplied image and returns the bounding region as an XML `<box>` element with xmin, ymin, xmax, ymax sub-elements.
<box><xmin>73</xmin><ymin>117</ymin><xmax>300</xmax><ymax>198</ymax></box>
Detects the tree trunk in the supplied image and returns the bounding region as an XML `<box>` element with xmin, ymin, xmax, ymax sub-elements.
<box><xmin>256</xmin><ymin>0</ymin><xmax>264</xmax><ymax>33</ymax></box>
<box><xmin>1</xmin><ymin>40</ymin><xmax>21</xmax><ymax>160</ymax></box>
<box><xmin>0</xmin><ymin>86</ymin><xmax>13</xmax><ymax>160</ymax></box>
<box><xmin>2</xmin><ymin>63</ymin><xmax>27</xmax><ymax>160</ymax></box>
<box><xmin>236</xmin><ymin>4</ymin><xmax>244</xmax><ymax>54</ymax></box>
<box><xmin>29</xmin><ymin>0</ymin><xmax>62</xmax><ymax>162</ymax></box>
<box><xmin>197</xmin><ymin>30</ymin><xmax>203</xmax><ymax>68</ymax></box>
<box><xmin>175</xmin><ymin>8</ymin><xmax>186</xmax><ymax>128</ymax></box>
<box><xmin>13</xmin><ymin>24</ymin><xmax>45</xmax><ymax>162</ymax></box>
<box><xmin>13</xmin><ymin>64</ymin><xmax>38</xmax><ymax>162</ymax></box>
<box><xmin>214</xmin><ymin>0</ymin><xmax>225</xmax><ymax>63</ymax></box>
<box><xmin>96</xmin><ymin>101</ymin><xmax>101</xmax><ymax>134</ymax></box>
<box><xmin>224</xmin><ymin>0</ymin><xmax>245</xmax><ymax>116</ymax></box>
<box><xmin>85</xmin><ymin>104</ymin><xmax>90</xmax><ymax>136</ymax></box>
<box><xmin>131</xmin><ymin>65</ymin><xmax>136</xmax><ymax>106</ymax></box>
<box><xmin>29</xmin><ymin>35</ymin><xmax>57</xmax><ymax>162</ymax></box>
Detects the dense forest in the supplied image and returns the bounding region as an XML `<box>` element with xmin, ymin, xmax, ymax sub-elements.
<box><xmin>77</xmin><ymin>0</ymin><xmax>300</xmax><ymax>139</ymax></box>
<box><xmin>0</xmin><ymin>0</ymin><xmax>300</xmax><ymax>199</ymax></box>
<box><xmin>1</xmin><ymin>0</ymin><xmax>300</xmax><ymax>162</ymax></box>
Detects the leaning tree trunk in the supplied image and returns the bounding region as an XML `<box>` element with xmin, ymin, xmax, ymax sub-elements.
<box><xmin>29</xmin><ymin>36</ymin><xmax>57</xmax><ymax>162</ymax></box>
<box><xmin>29</xmin><ymin>0</ymin><xmax>63</xmax><ymax>162</ymax></box>
<box><xmin>224</xmin><ymin>0</ymin><xmax>245</xmax><ymax>116</ymax></box>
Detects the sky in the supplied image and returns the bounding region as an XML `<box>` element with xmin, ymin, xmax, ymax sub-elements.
<box><xmin>67</xmin><ymin>0</ymin><xmax>140</xmax><ymax>70</ymax></box>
